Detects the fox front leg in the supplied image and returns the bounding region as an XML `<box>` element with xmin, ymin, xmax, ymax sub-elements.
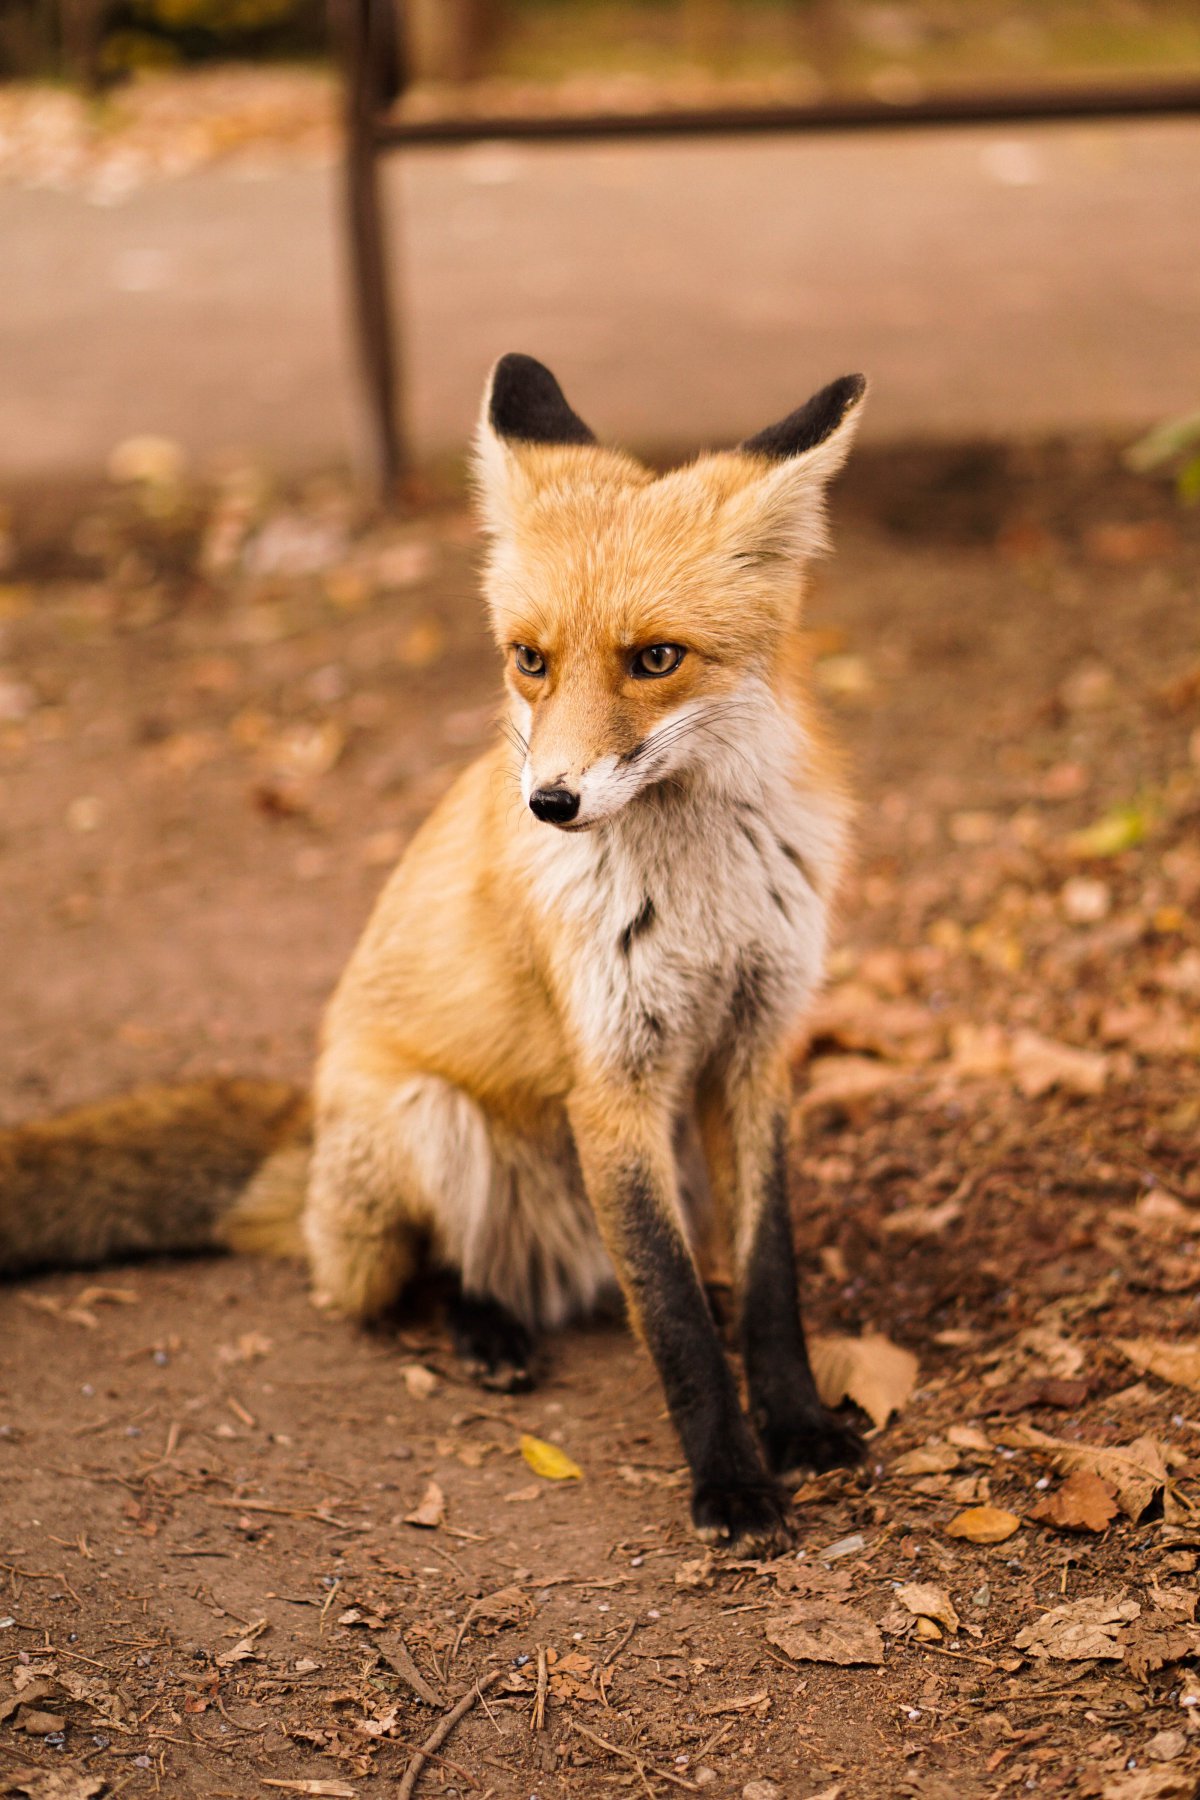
<box><xmin>569</xmin><ymin>1086</ymin><xmax>786</xmax><ymax>1551</ymax></box>
<box><xmin>700</xmin><ymin>1061</ymin><xmax>866</xmax><ymax>1479</ymax></box>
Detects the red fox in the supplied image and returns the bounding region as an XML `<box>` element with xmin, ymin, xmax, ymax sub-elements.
<box><xmin>1</xmin><ymin>355</ymin><xmax>867</xmax><ymax>1549</ymax></box>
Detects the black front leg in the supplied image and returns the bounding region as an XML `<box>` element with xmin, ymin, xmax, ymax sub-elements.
<box><xmin>740</xmin><ymin>1118</ymin><xmax>865</xmax><ymax>1478</ymax></box>
<box><xmin>619</xmin><ymin>1165</ymin><xmax>786</xmax><ymax>1547</ymax></box>
<box><xmin>570</xmin><ymin>1085</ymin><xmax>785</xmax><ymax>1550</ymax></box>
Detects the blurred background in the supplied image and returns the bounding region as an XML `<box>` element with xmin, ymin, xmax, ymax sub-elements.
<box><xmin>1</xmin><ymin>0</ymin><xmax>1199</xmax><ymax>473</ymax></box>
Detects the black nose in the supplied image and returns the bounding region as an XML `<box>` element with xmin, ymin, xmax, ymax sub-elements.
<box><xmin>529</xmin><ymin>786</ymin><xmax>580</xmax><ymax>825</ymax></box>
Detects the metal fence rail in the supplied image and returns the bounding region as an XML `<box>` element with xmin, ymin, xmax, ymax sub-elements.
<box><xmin>334</xmin><ymin>0</ymin><xmax>1200</xmax><ymax>493</ymax></box>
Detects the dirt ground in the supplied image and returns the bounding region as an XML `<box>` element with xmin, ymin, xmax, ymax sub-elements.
<box><xmin>1</xmin><ymin>441</ymin><xmax>1199</xmax><ymax>1800</ymax></box>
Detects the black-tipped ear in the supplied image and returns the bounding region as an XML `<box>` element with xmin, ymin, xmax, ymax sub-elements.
<box><xmin>488</xmin><ymin>353</ymin><xmax>597</xmax><ymax>448</ymax></box>
<box><xmin>741</xmin><ymin>374</ymin><xmax>866</xmax><ymax>462</ymax></box>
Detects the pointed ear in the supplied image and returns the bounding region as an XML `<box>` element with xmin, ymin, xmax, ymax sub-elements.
<box><xmin>475</xmin><ymin>354</ymin><xmax>596</xmax><ymax>535</ymax></box>
<box><xmin>726</xmin><ymin>374</ymin><xmax>867</xmax><ymax>564</ymax></box>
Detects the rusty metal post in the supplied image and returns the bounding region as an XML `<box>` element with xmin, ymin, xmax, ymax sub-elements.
<box><xmin>333</xmin><ymin>0</ymin><xmax>405</xmax><ymax>498</ymax></box>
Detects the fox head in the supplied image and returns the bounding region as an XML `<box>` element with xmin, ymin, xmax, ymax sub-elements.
<box><xmin>476</xmin><ymin>353</ymin><xmax>865</xmax><ymax>831</ymax></box>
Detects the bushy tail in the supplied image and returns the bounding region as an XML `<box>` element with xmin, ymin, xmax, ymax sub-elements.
<box><xmin>0</xmin><ymin>1078</ymin><xmax>311</xmax><ymax>1278</ymax></box>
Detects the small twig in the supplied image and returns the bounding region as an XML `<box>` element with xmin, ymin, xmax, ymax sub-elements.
<box><xmin>602</xmin><ymin>1619</ymin><xmax>639</xmax><ymax>1667</ymax></box>
<box><xmin>318</xmin><ymin>1579</ymin><xmax>340</xmax><ymax>1635</ymax></box>
<box><xmin>389</xmin><ymin>1637</ymin><xmax>445</xmax><ymax>1708</ymax></box>
<box><xmin>398</xmin><ymin>1670</ymin><xmax>505</xmax><ymax>1800</ymax></box>
<box><xmin>911</xmin><ymin>1640</ymin><xmax>1002</xmax><ymax>1671</ymax></box>
<box><xmin>693</xmin><ymin>1718</ymin><xmax>734</xmax><ymax>1764</ymax></box>
<box><xmin>569</xmin><ymin>1719</ymin><xmax>701</xmax><ymax>1792</ymax></box>
<box><xmin>205</xmin><ymin>1496</ymin><xmax>357</xmax><ymax>1528</ymax></box>
<box><xmin>697</xmin><ymin>1692</ymin><xmax>767</xmax><ymax>1717</ymax></box>
<box><xmin>531</xmin><ymin>1645</ymin><xmax>549</xmax><ymax>1733</ymax></box>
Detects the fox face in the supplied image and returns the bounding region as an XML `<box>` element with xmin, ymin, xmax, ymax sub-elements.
<box><xmin>476</xmin><ymin>355</ymin><xmax>865</xmax><ymax>831</ymax></box>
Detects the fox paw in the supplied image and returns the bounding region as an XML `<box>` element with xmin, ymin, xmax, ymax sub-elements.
<box><xmin>761</xmin><ymin>1410</ymin><xmax>867</xmax><ymax>1479</ymax></box>
<box><xmin>448</xmin><ymin>1294</ymin><xmax>535</xmax><ymax>1394</ymax></box>
<box><xmin>691</xmin><ymin>1475</ymin><xmax>789</xmax><ymax>1552</ymax></box>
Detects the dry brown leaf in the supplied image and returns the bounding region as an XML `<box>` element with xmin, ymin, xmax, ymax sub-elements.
<box><xmin>997</xmin><ymin>1424</ymin><xmax>1169</xmax><ymax>1521</ymax></box>
<box><xmin>403</xmin><ymin>1481</ymin><xmax>446</xmax><ymax>1529</ymax></box>
<box><xmin>675</xmin><ymin>1555</ymin><xmax>717</xmax><ymax>1589</ymax></box>
<box><xmin>1126</xmin><ymin>1614</ymin><xmax>1200</xmax><ymax>1682</ymax></box>
<box><xmin>1116</xmin><ymin>1337</ymin><xmax>1200</xmax><ymax>1395</ymax></box>
<box><xmin>799</xmin><ymin>1055</ymin><xmax>911</xmax><ymax>1112</ymax></box>
<box><xmin>460</xmin><ymin>1586</ymin><xmax>534</xmax><ymax>1637</ymax></box>
<box><xmin>764</xmin><ymin>1603</ymin><xmax>884</xmax><ymax>1666</ymax></box>
<box><xmin>810</xmin><ymin>1333</ymin><xmax>918</xmax><ymax>1428</ymax></box>
<box><xmin>1014</xmin><ymin>1594</ymin><xmax>1140</xmax><ymax>1661</ymax></box>
<box><xmin>1009</xmin><ymin>1029</ymin><xmax>1108</xmax><ymax>1098</ymax></box>
<box><xmin>891</xmin><ymin>1443</ymin><xmax>959</xmax><ymax>1477</ymax></box>
<box><xmin>946</xmin><ymin>1425</ymin><xmax>993</xmax><ymax>1455</ymax></box>
<box><xmin>766</xmin><ymin>1561</ymin><xmax>852</xmax><ymax>1600</ymax></box>
<box><xmin>398</xmin><ymin>1363</ymin><xmax>439</xmax><ymax>1400</ymax></box>
<box><xmin>1099</xmin><ymin>1769</ymin><xmax>1200</xmax><ymax>1800</ymax></box>
<box><xmin>945</xmin><ymin>1506</ymin><xmax>1022</xmax><ymax>1544</ymax></box>
<box><xmin>0</xmin><ymin>1774</ymin><xmax>107</xmax><ymax>1799</ymax></box>
<box><xmin>1030</xmin><ymin>1469</ymin><xmax>1119</xmax><ymax>1534</ymax></box>
<box><xmin>215</xmin><ymin>1617</ymin><xmax>269</xmax><ymax>1668</ymax></box>
<box><xmin>262</xmin><ymin>1783</ymin><xmax>359</xmax><ymax>1798</ymax></box>
<box><xmin>895</xmin><ymin>1582</ymin><xmax>960</xmax><ymax>1635</ymax></box>
<box><xmin>949</xmin><ymin>1021</ymin><xmax>1011</xmax><ymax>1079</ymax></box>
<box><xmin>16</xmin><ymin>1711</ymin><xmax>67</xmax><ymax>1736</ymax></box>
<box><xmin>879</xmin><ymin>1196</ymin><xmax>963</xmax><ymax>1238</ymax></box>
<box><xmin>1013</xmin><ymin>1326</ymin><xmax>1086</xmax><ymax>1380</ymax></box>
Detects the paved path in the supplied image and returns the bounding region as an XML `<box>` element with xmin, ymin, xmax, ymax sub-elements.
<box><xmin>3</xmin><ymin>117</ymin><xmax>1199</xmax><ymax>477</ymax></box>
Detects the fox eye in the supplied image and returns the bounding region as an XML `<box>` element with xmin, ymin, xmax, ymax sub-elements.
<box><xmin>513</xmin><ymin>645</ymin><xmax>546</xmax><ymax>678</ymax></box>
<box><xmin>632</xmin><ymin>643</ymin><xmax>685</xmax><ymax>679</ymax></box>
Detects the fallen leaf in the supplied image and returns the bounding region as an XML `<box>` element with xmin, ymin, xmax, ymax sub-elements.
<box><xmin>1067</xmin><ymin>805</ymin><xmax>1149</xmax><ymax>859</ymax></box>
<box><xmin>262</xmin><ymin>1783</ymin><xmax>359</xmax><ymax>1798</ymax></box>
<box><xmin>403</xmin><ymin>1481</ymin><xmax>446</xmax><ymax>1528</ymax></box>
<box><xmin>1126</xmin><ymin>1614</ymin><xmax>1200</xmax><ymax>1682</ymax></box>
<box><xmin>1014</xmin><ymin>1594</ymin><xmax>1140</xmax><ymax>1661</ymax></box>
<box><xmin>215</xmin><ymin>1617</ymin><xmax>270</xmax><ymax>1668</ymax></box>
<box><xmin>459</xmin><ymin>1586</ymin><xmax>533</xmax><ymax>1637</ymax></box>
<box><xmin>1116</xmin><ymin>1337</ymin><xmax>1200</xmax><ymax>1395</ymax></box>
<box><xmin>766</xmin><ymin>1562</ymin><xmax>852</xmax><ymax>1600</ymax></box>
<box><xmin>216</xmin><ymin>1330</ymin><xmax>273</xmax><ymax>1366</ymax></box>
<box><xmin>997</xmin><ymin>1425</ymin><xmax>1169</xmax><ymax>1521</ymax></box>
<box><xmin>1098</xmin><ymin>1770</ymin><xmax>1200</xmax><ymax>1800</ymax></box>
<box><xmin>945</xmin><ymin>1506</ymin><xmax>1022</xmax><ymax>1544</ymax></box>
<box><xmin>1009</xmin><ymin>1030</ymin><xmax>1108</xmax><ymax>1098</ymax></box>
<box><xmin>1146</xmin><ymin>1728</ymin><xmax>1188</xmax><ymax>1762</ymax></box>
<box><xmin>799</xmin><ymin>1053</ymin><xmax>912</xmax><ymax>1112</ymax></box>
<box><xmin>1030</xmin><ymin>1469</ymin><xmax>1119</xmax><ymax>1534</ymax></box>
<box><xmin>896</xmin><ymin>1583</ymin><xmax>960</xmax><ymax>1635</ymax></box>
<box><xmin>809</xmin><ymin>1333</ymin><xmax>918</xmax><ymax>1428</ymax></box>
<box><xmin>0</xmin><ymin>1773</ymin><xmax>106</xmax><ymax>1799</ymax></box>
<box><xmin>880</xmin><ymin>1197</ymin><xmax>963</xmax><ymax>1238</ymax></box>
<box><xmin>399</xmin><ymin>1363</ymin><xmax>440</xmax><ymax>1400</ymax></box>
<box><xmin>520</xmin><ymin>1434</ymin><xmax>583</xmax><ymax>1481</ymax></box>
<box><xmin>17</xmin><ymin>1710</ymin><xmax>67</xmax><ymax>1735</ymax></box>
<box><xmin>891</xmin><ymin>1444</ymin><xmax>960</xmax><ymax>1477</ymax></box>
<box><xmin>676</xmin><ymin>1555</ymin><xmax>717</xmax><ymax>1589</ymax></box>
<box><xmin>764</xmin><ymin>1603</ymin><xmax>884</xmax><ymax>1666</ymax></box>
<box><xmin>945</xmin><ymin>1425</ymin><xmax>993</xmax><ymax>1454</ymax></box>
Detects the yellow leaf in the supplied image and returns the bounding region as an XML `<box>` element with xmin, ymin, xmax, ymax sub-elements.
<box><xmin>945</xmin><ymin>1506</ymin><xmax>1021</xmax><ymax>1544</ymax></box>
<box><xmin>520</xmin><ymin>1434</ymin><xmax>582</xmax><ymax>1482</ymax></box>
<box><xmin>1067</xmin><ymin>806</ymin><xmax>1148</xmax><ymax>859</ymax></box>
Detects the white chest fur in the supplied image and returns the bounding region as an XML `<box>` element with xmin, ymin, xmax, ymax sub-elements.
<box><xmin>523</xmin><ymin>700</ymin><xmax>846</xmax><ymax>1087</ymax></box>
